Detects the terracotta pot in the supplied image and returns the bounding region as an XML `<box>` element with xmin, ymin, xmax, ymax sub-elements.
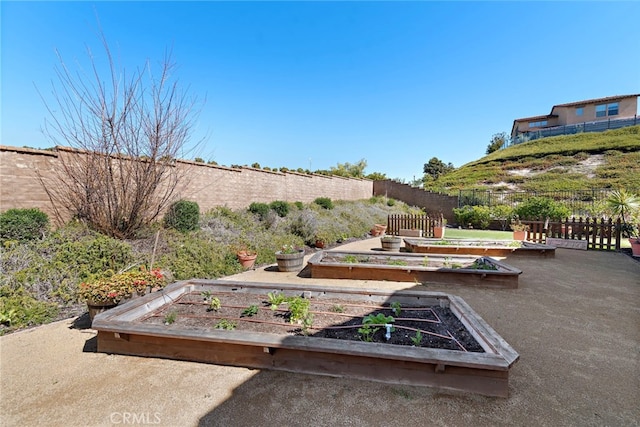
<box><xmin>237</xmin><ymin>252</ymin><xmax>258</xmax><ymax>269</ymax></box>
<box><xmin>371</xmin><ymin>224</ymin><xmax>387</xmax><ymax>237</ymax></box>
<box><xmin>433</xmin><ymin>226</ymin><xmax>445</xmax><ymax>239</ymax></box>
<box><xmin>315</xmin><ymin>240</ymin><xmax>326</xmax><ymax>249</ymax></box>
<box><xmin>629</xmin><ymin>238</ymin><xmax>640</xmax><ymax>257</ymax></box>
<box><xmin>513</xmin><ymin>230</ymin><xmax>528</xmax><ymax>241</ymax></box>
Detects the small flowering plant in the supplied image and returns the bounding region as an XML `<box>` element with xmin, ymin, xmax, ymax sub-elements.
<box><xmin>278</xmin><ymin>244</ymin><xmax>302</xmax><ymax>255</ymax></box>
<box><xmin>78</xmin><ymin>266</ymin><xmax>166</xmax><ymax>304</ymax></box>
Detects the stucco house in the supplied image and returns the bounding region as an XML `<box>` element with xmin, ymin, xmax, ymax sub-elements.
<box><xmin>511</xmin><ymin>94</ymin><xmax>639</xmax><ymax>143</ymax></box>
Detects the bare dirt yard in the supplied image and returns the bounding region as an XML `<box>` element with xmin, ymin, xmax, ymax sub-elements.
<box><xmin>1</xmin><ymin>240</ymin><xmax>639</xmax><ymax>427</ymax></box>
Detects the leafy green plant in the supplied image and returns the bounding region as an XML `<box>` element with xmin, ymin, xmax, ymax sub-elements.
<box><xmin>387</xmin><ymin>259</ymin><xmax>408</xmax><ymax>266</ymax></box>
<box><xmin>286</xmin><ymin>296</ymin><xmax>310</xmax><ymax>325</ymax></box>
<box><xmin>358</xmin><ymin>313</ymin><xmax>395</xmax><ymax>342</ymax></box>
<box><xmin>390</xmin><ymin>301</ymin><xmax>402</xmax><ymax>316</ymax></box>
<box><xmin>77</xmin><ymin>267</ymin><xmax>165</xmax><ymax>303</ymax></box>
<box><xmin>453</xmin><ymin>205</ymin><xmax>492</xmax><ymax>229</ymax></box>
<box><xmin>410</xmin><ymin>330</ymin><xmax>423</xmax><ymax>346</ymax></box>
<box><xmin>0</xmin><ymin>208</ymin><xmax>49</xmax><ymax>243</ymax></box>
<box><xmin>209</xmin><ymin>297</ymin><xmax>221</xmax><ymax>311</ymax></box>
<box><xmin>606</xmin><ymin>189</ymin><xmax>639</xmax><ymax>237</ymax></box>
<box><xmin>343</xmin><ymin>255</ymin><xmax>359</xmax><ymax>263</ymax></box>
<box><xmin>0</xmin><ymin>287</ymin><xmax>58</xmax><ymax>332</ymax></box>
<box><xmin>164</xmin><ymin>200</ymin><xmax>200</xmax><ymax>232</ymax></box>
<box><xmin>314</xmin><ymin>197</ymin><xmax>334</xmax><ymax>210</ymax></box>
<box><xmin>164</xmin><ymin>310</ymin><xmax>177</xmax><ymax>325</ymax></box>
<box><xmin>513</xmin><ymin>197</ymin><xmax>571</xmax><ymax>221</ymax></box>
<box><xmin>269</xmin><ymin>200</ymin><xmax>290</xmax><ymax>218</ymax></box>
<box><xmin>329</xmin><ymin>304</ymin><xmax>345</xmax><ymax>313</ymax></box>
<box><xmin>248</xmin><ymin>202</ymin><xmax>270</xmax><ymax>220</ymax></box>
<box><xmin>241</xmin><ymin>305</ymin><xmax>259</xmax><ymax>317</ymax></box>
<box><xmin>267</xmin><ymin>292</ymin><xmax>287</xmax><ymax>310</ymax></box>
<box><xmin>470</xmin><ymin>259</ymin><xmax>498</xmax><ymax>271</ymax></box>
<box><xmin>214</xmin><ymin>319</ymin><xmax>236</xmax><ymax>330</ymax></box>
<box><xmin>421</xmin><ymin>256</ymin><xmax>429</xmax><ymax>267</ymax></box>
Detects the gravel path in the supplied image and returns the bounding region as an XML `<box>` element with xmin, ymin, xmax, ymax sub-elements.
<box><xmin>1</xmin><ymin>238</ymin><xmax>639</xmax><ymax>427</ymax></box>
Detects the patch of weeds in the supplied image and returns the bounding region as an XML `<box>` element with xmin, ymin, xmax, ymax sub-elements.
<box><xmin>241</xmin><ymin>305</ymin><xmax>259</xmax><ymax>317</ymax></box>
<box><xmin>214</xmin><ymin>319</ymin><xmax>237</xmax><ymax>330</ymax></box>
<box><xmin>343</xmin><ymin>255</ymin><xmax>359</xmax><ymax>263</ymax></box>
<box><xmin>391</xmin><ymin>388</ymin><xmax>413</xmax><ymax>400</ymax></box>
<box><xmin>164</xmin><ymin>310</ymin><xmax>177</xmax><ymax>325</ymax></box>
<box><xmin>451</xmin><ymin>263</ymin><xmax>463</xmax><ymax>269</ymax></box>
<box><xmin>421</xmin><ymin>256</ymin><xmax>429</xmax><ymax>267</ymax></box>
<box><xmin>470</xmin><ymin>259</ymin><xmax>498</xmax><ymax>271</ymax></box>
<box><xmin>329</xmin><ymin>304</ymin><xmax>345</xmax><ymax>313</ymax></box>
<box><xmin>387</xmin><ymin>259</ymin><xmax>408</xmax><ymax>266</ymax></box>
<box><xmin>209</xmin><ymin>297</ymin><xmax>221</xmax><ymax>311</ymax></box>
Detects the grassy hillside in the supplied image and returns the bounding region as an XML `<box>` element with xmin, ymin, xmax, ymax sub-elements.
<box><xmin>429</xmin><ymin>126</ymin><xmax>640</xmax><ymax>193</ymax></box>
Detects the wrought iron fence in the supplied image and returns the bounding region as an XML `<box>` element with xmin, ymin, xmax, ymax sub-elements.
<box><xmin>510</xmin><ymin>116</ymin><xmax>639</xmax><ymax>145</ymax></box>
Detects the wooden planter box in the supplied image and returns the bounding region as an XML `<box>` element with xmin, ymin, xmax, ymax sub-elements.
<box><xmin>404</xmin><ymin>238</ymin><xmax>556</xmax><ymax>257</ymax></box>
<box><xmin>399</xmin><ymin>228</ymin><xmax>423</xmax><ymax>237</ymax></box>
<box><xmin>92</xmin><ymin>280</ymin><xmax>519</xmax><ymax>397</ymax></box>
<box><xmin>307</xmin><ymin>251</ymin><xmax>521</xmax><ymax>288</ymax></box>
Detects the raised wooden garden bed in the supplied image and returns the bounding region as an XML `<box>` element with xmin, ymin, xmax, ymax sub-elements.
<box><xmin>404</xmin><ymin>238</ymin><xmax>556</xmax><ymax>257</ymax></box>
<box><xmin>92</xmin><ymin>280</ymin><xmax>519</xmax><ymax>397</ymax></box>
<box><xmin>307</xmin><ymin>251</ymin><xmax>522</xmax><ymax>288</ymax></box>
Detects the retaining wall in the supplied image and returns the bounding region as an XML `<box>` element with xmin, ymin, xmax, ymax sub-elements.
<box><xmin>373</xmin><ymin>180</ymin><xmax>458</xmax><ymax>223</ymax></box>
<box><xmin>0</xmin><ymin>145</ymin><xmax>373</xmax><ymax>223</ymax></box>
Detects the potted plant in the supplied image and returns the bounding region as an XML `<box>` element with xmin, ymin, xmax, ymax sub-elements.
<box><xmin>370</xmin><ymin>223</ymin><xmax>387</xmax><ymax>237</ymax></box>
<box><xmin>78</xmin><ymin>266</ymin><xmax>166</xmax><ymax>322</ymax></box>
<box><xmin>433</xmin><ymin>215</ymin><xmax>447</xmax><ymax>239</ymax></box>
<box><xmin>510</xmin><ymin>218</ymin><xmax>529</xmax><ymax>241</ymax></box>
<box><xmin>629</xmin><ymin>227</ymin><xmax>640</xmax><ymax>257</ymax></box>
<box><xmin>314</xmin><ymin>230</ymin><xmax>332</xmax><ymax>249</ymax></box>
<box><xmin>275</xmin><ymin>244</ymin><xmax>305</xmax><ymax>272</ymax></box>
<box><xmin>380</xmin><ymin>235</ymin><xmax>402</xmax><ymax>252</ymax></box>
<box><xmin>236</xmin><ymin>248</ymin><xmax>258</xmax><ymax>269</ymax></box>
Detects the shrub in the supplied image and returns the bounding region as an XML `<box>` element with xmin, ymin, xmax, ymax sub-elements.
<box><xmin>294</xmin><ymin>201</ymin><xmax>304</xmax><ymax>210</ymax></box>
<box><xmin>164</xmin><ymin>200</ymin><xmax>200</xmax><ymax>232</ymax></box>
<box><xmin>386</xmin><ymin>198</ymin><xmax>396</xmax><ymax>206</ymax></box>
<box><xmin>269</xmin><ymin>200</ymin><xmax>290</xmax><ymax>217</ymax></box>
<box><xmin>490</xmin><ymin>205</ymin><xmax>514</xmax><ymax>230</ymax></box>
<box><xmin>248</xmin><ymin>202</ymin><xmax>270</xmax><ymax>220</ymax></box>
<box><xmin>0</xmin><ymin>287</ymin><xmax>58</xmax><ymax>332</ymax></box>
<box><xmin>0</xmin><ymin>208</ymin><xmax>49</xmax><ymax>243</ymax></box>
<box><xmin>513</xmin><ymin>197</ymin><xmax>571</xmax><ymax>220</ymax></box>
<box><xmin>314</xmin><ymin>197</ymin><xmax>334</xmax><ymax>210</ymax></box>
<box><xmin>453</xmin><ymin>205</ymin><xmax>492</xmax><ymax>229</ymax></box>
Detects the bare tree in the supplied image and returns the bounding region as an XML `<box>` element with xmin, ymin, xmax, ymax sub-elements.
<box><xmin>38</xmin><ymin>32</ymin><xmax>202</xmax><ymax>238</ymax></box>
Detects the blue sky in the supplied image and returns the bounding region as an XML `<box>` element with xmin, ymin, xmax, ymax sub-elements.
<box><xmin>2</xmin><ymin>2</ymin><xmax>639</xmax><ymax>182</ymax></box>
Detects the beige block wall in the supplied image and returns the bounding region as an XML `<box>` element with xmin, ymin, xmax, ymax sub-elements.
<box><xmin>0</xmin><ymin>146</ymin><xmax>373</xmax><ymax>223</ymax></box>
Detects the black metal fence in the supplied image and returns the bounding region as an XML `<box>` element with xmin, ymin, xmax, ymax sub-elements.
<box><xmin>458</xmin><ymin>189</ymin><xmax>613</xmax><ymax>216</ymax></box>
<box><xmin>510</xmin><ymin>116</ymin><xmax>639</xmax><ymax>145</ymax></box>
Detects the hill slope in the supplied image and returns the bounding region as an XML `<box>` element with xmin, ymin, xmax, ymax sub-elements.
<box><xmin>429</xmin><ymin>126</ymin><xmax>640</xmax><ymax>193</ymax></box>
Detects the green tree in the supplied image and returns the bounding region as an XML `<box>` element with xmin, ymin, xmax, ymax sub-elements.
<box><xmin>330</xmin><ymin>159</ymin><xmax>368</xmax><ymax>178</ymax></box>
<box><xmin>486</xmin><ymin>132</ymin><xmax>509</xmax><ymax>154</ymax></box>
<box><xmin>423</xmin><ymin>157</ymin><xmax>455</xmax><ymax>180</ymax></box>
<box><xmin>365</xmin><ymin>172</ymin><xmax>388</xmax><ymax>181</ymax></box>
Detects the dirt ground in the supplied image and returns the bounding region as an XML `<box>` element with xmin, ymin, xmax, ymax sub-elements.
<box><xmin>1</xmin><ymin>239</ymin><xmax>639</xmax><ymax>427</ymax></box>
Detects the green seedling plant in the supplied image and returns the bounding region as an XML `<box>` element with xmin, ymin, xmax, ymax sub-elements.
<box><xmin>390</xmin><ymin>301</ymin><xmax>402</xmax><ymax>316</ymax></box>
<box><xmin>421</xmin><ymin>256</ymin><xmax>429</xmax><ymax>267</ymax></box>
<box><xmin>358</xmin><ymin>313</ymin><xmax>395</xmax><ymax>342</ymax></box>
<box><xmin>329</xmin><ymin>304</ymin><xmax>345</xmax><ymax>313</ymax></box>
<box><xmin>209</xmin><ymin>297</ymin><xmax>221</xmax><ymax>311</ymax></box>
<box><xmin>267</xmin><ymin>291</ymin><xmax>287</xmax><ymax>310</ymax></box>
<box><xmin>201</xmin><ymin>290</ymin><xmax>212</xmax><ymax>301</ymax></box>
<box><xmin>410</xmin><ymin>330</ymin><xmax>423</xmax><ymax>346</ymax></box>
<box><xmin>343</xmin><ymin>255</ymin><xmax>359</xmax><ymax>263</ymax></box>
<box><xmin>387</xmin><ymin>258</ymin><xmax>408</xmax><ymax>266</ymax></box>
<box><xmin>241</xmin><ymin>305</ymin><xmax>259</xmax><ymax>317</ymax></box>
<box><xmin>451</xmin><ymin>263</ymin><xmax>463</xmax><ymax>269</ymax></box>
<box><xmin>214</xmin><ymin>319</ymin><xmax>237</xmax><ymax>330</ymax></box>
<box><xmin>470</xmin><ymin>259</ymin><xmax>498</xmax><ymax>271</ymax></box>
<box><xmin>164</xmin><ymin>310</ymin><xmax>177</xmax><ymax>325</ymax></box>
<box><xmin>286</xmin><ymin>296</ymin><xmax>311</xmax><ymax>325</ymax></box>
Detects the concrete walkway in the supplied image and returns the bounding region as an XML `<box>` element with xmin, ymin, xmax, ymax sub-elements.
<box><xmin>1</xmin><ymin>238</ymin><xmax>639</xmax><ymax>426</ymax></box>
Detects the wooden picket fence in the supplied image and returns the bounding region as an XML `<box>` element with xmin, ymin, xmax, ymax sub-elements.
<box><xmin>387</xmin><ymin>214</ymin><xmax>444</xmax><ymax>237</ymax></box>
<box><xmin>522</xmin><ymin>217</ymin><xmax>621</xmax><ymax>251</ymax></box>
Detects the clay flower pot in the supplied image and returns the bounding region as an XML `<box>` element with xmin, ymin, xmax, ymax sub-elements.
<box><xmin>237</xmin><ymin>251</ymin><xmax>258</xmax><ymax>269</ymax></box>
<box><xmin>629</xmin><ymin>238</ymin><xmax>640</xmax><ymax>257</ymax></box>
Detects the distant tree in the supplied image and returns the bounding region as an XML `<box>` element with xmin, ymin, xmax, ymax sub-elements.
<box><xmin>330</xmin><ymin>159</ymin><xmax>367</xmax><ymax>178</ymax></box>
<box><xmin>251</xmin><ymin>162</ymin><xmax>261</xmax><ymax>169</ymax></box>
<box><xmin>486</xmin><ymin>132</ymin><xmax>509</xmax><ymax>154</ymax></box>
<box><xmin>194</xmin><ymin>157</ymin><xmax>205</xmax><ymax>163</ymax></box>
<box><xmin>207</xmin><ymin>160</ymin><xmax>218</xmax><ymax>165</ymax></box>
<box><xmin>365</xmin><ymin>172</ymin><xmax>387</xmax><ymax>181</ymax></box>
<box><xmin>423</xmin><ymin>157</ymin><xmax>455</xmax><ymax>180</ymax></box>
<box><xmin>38</xmin><ymin>31</ymin><xmax>202</xmax><ymax>238</ymax></box>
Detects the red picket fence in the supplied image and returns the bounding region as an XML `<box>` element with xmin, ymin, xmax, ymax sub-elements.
<box><xmin>523</xmin><ymin>217</ymin><xmax>621</xmax><ymax>251</ymax></box>
<box><xmin>387</xmin><ymin>214</ymin><xmax>444</xmax><ymax>237</ymax></box>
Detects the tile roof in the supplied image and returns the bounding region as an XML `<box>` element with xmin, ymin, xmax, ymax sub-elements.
<box><xmin>553</xmin><ymin>94</ymin><xmax>639</xmax><ymax>108</ymax></box>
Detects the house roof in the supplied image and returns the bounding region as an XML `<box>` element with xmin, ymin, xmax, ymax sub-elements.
<box><xmin>513</xmin><ymin>113</ymin><xmax>557</xmax><ymax>123</ymax></box>
<box><xmin>552</xmin><ymin>94</ymin><xmax>639</xmax><ymax>109</ymax></box>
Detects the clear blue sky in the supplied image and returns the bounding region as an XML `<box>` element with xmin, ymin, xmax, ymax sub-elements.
<box><xmin>2</xmin><ymin>2</ymin><xmax>639</xmax><ymax>182</ymax></box>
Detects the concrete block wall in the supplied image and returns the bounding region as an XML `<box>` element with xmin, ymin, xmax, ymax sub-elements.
<box><xmin>373</xmin><ymin>180</ymin><xmax>459</xmax><ymax>224</ymax></box>
<box><xmin>0</xmin><ymin>145</ymin><xmax>373</xmax><ymax>223</ymax></box>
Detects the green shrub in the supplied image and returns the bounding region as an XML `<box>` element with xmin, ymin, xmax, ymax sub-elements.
<box><xmin>514</xmin><ymin>197</ymin><xmax>571</xmax><ymax>220</ymax></box>
<box><xmin>248</xmin><ymin>202</ymin><xmax>270</xmax><ymax>220</ymax></box>
<box><xmin>453</xmin><ymin>205</ymin><xmax>492</xmax><ymax>229</ymax></box>
<box><xmin>386</xmin><ymin>198</ymin><xmax>396</xmax><ymax>206</ymax></box>
<box><xmin>314</xmin><ymin>197</ymin><xmax>334</xmax><ymax>210</ymax></box>
<box><xmin>0</xmin><ymin>208</ymin><xmax>49</xmax><ymax>243</ymax></box>
<box><xmin>0</xmin><ymin>287</ymin><xmax>59</xmax><ymax>333</ymax></box>
<box><xmin>294</xmin><ymin>201</ymin><xmax>304</xmax><ymax>210</ymax></box>
<box><xmin>164</xmin><ymin>200</ymin><xmax>200</xmax><ymax>232</ymax></box>
<box><xmin>269</xmin><ymin>200</ymin><xmax>290</xmax><ymax>217</ymax></box>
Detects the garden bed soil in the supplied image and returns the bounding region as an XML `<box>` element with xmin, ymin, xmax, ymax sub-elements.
<box><xmin>404</xmin><ymin>238</ymin><xmax>556</xmax><ymax>257</ymax></box>
<box><xmin>93</xmin><ymin>280</ymin><xmax>519</xmax><ymax>397</ymax></box>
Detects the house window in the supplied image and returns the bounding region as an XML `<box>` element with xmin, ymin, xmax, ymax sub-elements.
<box><xmin>596</xmin><ymin>102</ymin><xmax>619</xmax><ymax>118</ymax></box>
<box><xmin>576</xmin><ymin>107</ymin><xmax>583</xmax><ymax>116</ymax></box>
<box><xmin>528</xmin><ymin>120</ymin><xmax>548</xmax><ymax>128</ymax></box>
